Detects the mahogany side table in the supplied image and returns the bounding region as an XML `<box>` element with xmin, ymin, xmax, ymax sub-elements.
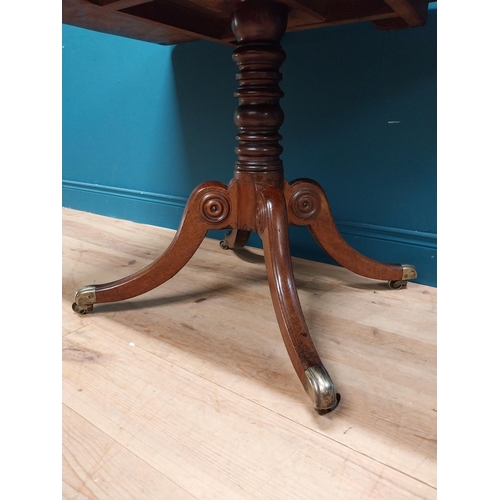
<box><xmin>63</xmin><ymin>0</ymin><xmax>430</xmax><ymax>413</ymax></box>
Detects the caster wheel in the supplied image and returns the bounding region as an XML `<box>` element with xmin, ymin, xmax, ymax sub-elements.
<box><xmin>388</xmin><ymin>280</ymin><xmax>408</xmax><ymax>290</ymax></box>
<box><xmin>219</xmin><ymin>240</ymin><xmax>230</xmax><ymax>250</ymax></box>
<box><xmin>72</xmin><ymin>302</ymin><xmax>93</xmax><ymax>314</ymax></box>
<box><xmin>73</xmin><ymin>286</ymin><xmax>96</xmax><ymax>314</ymax></box>
<box><xmin>315</xmin><ymin>393</ymin><xmax>341</xmax><ymax>415</ymax></box>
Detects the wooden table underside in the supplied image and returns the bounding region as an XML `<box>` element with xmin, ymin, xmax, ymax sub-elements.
<box><xmin>63</xmin><ymin>0</ymin><xmax>431</xmax><ymax>46</ymax></box>
<box><xmin>66</xmin><ymin>0</ymin><xmax>429</xmax><ymax>412</ymax></box>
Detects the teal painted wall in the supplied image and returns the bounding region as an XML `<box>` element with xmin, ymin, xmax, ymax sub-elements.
<box><xmin>63</xmin><ymin>4</ymin><xmax>436</xmax><ymax>285</ymax></box>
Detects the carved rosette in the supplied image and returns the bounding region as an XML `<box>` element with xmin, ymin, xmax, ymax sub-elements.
<box><xmin>289</xmin><ymin>187</ymin><xmax>321</xmax><ymax>221</ymax></box>
<box><xmin>231</xmin><ymin>1</ymin><xmax>288</xmax><ymax>174</ymax></box>
<box><xmin>199</xmin><ymin>191</ymin><xmax>231</xmax><ymax>224</ymax></box>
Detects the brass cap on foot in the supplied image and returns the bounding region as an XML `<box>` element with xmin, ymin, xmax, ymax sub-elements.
<box><xmin>304</xmin><ymin>366</ymin><xmax>340</xmax><ymax>412</ymax></box>
<box><xmin>402</xmin><ymin>264</ymin><xmax>417</xmax><ymax>280</ymax></box>
<box><xmin>74</xmin><ymin>286</ymin><xmax>97</xmax><ymax>306</ymax></box>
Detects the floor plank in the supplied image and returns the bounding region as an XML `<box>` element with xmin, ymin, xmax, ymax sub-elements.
<box><xmin>63</xmin><ymin>405</ymin><xmax>196</xmax><ymax>499</ymax></box>
<box><xmin>62</xmin><ymin>208</ymin><xmax>437</xmax><ymax>499</ymax></box>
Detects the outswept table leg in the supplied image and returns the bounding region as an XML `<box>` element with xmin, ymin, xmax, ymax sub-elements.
<box><xmin>72</xmin><ymin>181</ymin><xmax>233</xmax><ymax>313</ymax></box>
<box><xmin>258</xmin><ymin>183</ymin><xmax>340</xmax><ymax>412</ymax></box>
<box><xmin>286</xmin><ymin>178</ymin><xmax>417</xmax><ymax>287</ymax></box>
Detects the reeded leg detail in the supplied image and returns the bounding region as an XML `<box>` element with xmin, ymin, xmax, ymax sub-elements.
<box><xmin>73</xmin><ymin>181</ymin><xmax>233</xmax><ymax>311</ymax></box>
<box><xmin>257</xmin><ymin>183</ymin><xmax>340</xmax><ymax>412</ymax></box>
<box><xmin>286</xmin><ymin>179</ymin><xmax>418</xmax><ymax>283</ymax></box>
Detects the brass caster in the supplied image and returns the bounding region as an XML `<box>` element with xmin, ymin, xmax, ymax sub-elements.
<box><xmin>220</xmin><ymin>229</ymin><xmax>234</xmax><ymax>250</ymax></box>
<box><xmin>316</xmin><ymin>393</ymin><xmax>341</xmax><ymax>415</ymax></box>
<box><xmin>304</xmin><ymin>366</ymin><xmax>340</xmax><ymax>413</ymax></box>
<box><xmin>389</xmin><ymin>265</ymin><xmax>417</xmax><ymax>289</ymax></box>
<box><xmin>72</xmin><ymin>302</ymin><xmax>94</xmax><ymax>314</ymax></box>
<box><xmin>72</xmin><ymin>285</ymin><xmax>97</xmax><ymax>314</ymax></box>
<box><xmin>402</xmin><ymin>264</ymin><xmax>417</xmax><ymax>280</ymax></box>
<box><xmin>388</xmin><ymin>279</ymin><xmax>408</xmax><ymax>290</ymax></box>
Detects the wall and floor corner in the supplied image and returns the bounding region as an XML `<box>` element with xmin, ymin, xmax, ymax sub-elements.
<box><xmin>62</xmin><ymin>3</ymin><xmax>437</xmax><ymax>286</ymax></box>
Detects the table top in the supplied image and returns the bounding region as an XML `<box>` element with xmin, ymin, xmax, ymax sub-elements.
<box><xmin>62</xmin><ymin>0</ymin><xmax>432</xmax><ymax>46</ymax></box>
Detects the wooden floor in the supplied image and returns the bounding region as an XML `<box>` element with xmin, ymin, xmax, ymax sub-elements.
<box><xmin>62</xmin><ymin>208</ymin><xmax>437</xmax><ymax>500</ymax></box>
